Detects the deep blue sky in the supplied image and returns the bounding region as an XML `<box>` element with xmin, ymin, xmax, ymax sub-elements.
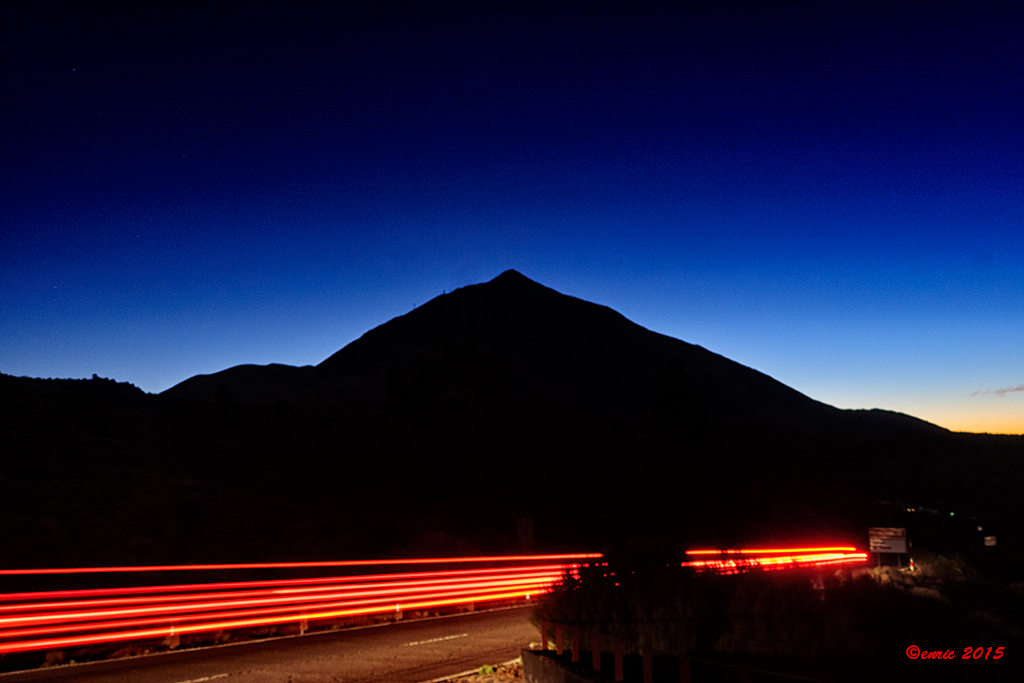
<box><xmin>3</xmin><ymin>2</ymin><xmax>1022</xmax><ymax>433</ymax></box>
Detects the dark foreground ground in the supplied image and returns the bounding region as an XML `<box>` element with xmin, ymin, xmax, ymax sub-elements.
<box><xmin>524</xmin><ymin>647</ymin><xmax>1020</xmax><ymax>683</ymax></box>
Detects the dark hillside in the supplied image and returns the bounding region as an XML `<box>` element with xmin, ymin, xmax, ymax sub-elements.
<box><xmin>0</xmin><ymin>373</ymin><xmax>415</xmax><ymax>568</ymax></box>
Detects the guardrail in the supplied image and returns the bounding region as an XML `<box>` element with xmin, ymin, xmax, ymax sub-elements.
<box><xmin>536</xmin><ymin>621</ymin><xmax>834</xmax><ymax>683</ymax></box>
<box><xmin>0</xmin><ymin>553</ymin><xmax>599</xmax><ymax>657</ymax></box>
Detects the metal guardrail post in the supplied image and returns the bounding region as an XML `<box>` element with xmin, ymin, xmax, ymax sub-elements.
<box><xmin>164</xmin><ymin>627</ymin><xmax>180</xmax><ymax>650</ymax></box>
<box><xmin>679</xmin><ymin>653</ymin><xmax>691</xmax><ymax>683</ymax></box>
<box><xmin>542</xmin><ymin>621</ymin><xmax>833</xmax><ymax>683</ymax></box>
<box><xmin>642</xmin><ymin>644</ymin><xmax>653</xmax><ymax>683</ymax></box>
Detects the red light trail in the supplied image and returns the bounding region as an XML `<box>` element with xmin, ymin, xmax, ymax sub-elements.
<box><xmin>0</xmin><ymin>554</ymin><xmax>596</xmax><ymax>655</ymax></box>
<box><xmin>684</xmin><ymin>546</ymin><xmax>858</xmax><ymax>556</ymax></box>
<box><xmin>0</xmin><ymin>572</ymin><xmax>563</xmax><ymax>628</ymax></box>
<box><xmin>0</xmin><ymin>567</ymin><xmax>564</xmax><ymax>615</ymax></box>
<box><xmin>0</xmin><ymin>553</ymin><xmax>602</xmax><ymax>576</ymax></box>
<box><xmin>0</xmin><ymin>563</ymin><xmax>568</xmax><ymax>605</ymax></box>
<box><xmin>681</xmin><ymin>547</ymin><xmax>868</xmax><ymax>574</ymax></box>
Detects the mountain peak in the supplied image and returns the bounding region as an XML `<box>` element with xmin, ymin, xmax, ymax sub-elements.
<box><xmin>481</xmin><ymin>269</ymin><xmax>564</xmax><ymax>300</ymax></box>
<box><xmin>489</xmin><ymin>269</ymin><xmax>536</xmax><ymax>285</ymax></box>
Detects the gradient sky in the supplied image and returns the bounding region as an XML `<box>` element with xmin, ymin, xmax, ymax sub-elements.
<box><xmin>3</xmin><ymin>3</ymin><xmax>1022</xmax><ymax>434</ymax></box>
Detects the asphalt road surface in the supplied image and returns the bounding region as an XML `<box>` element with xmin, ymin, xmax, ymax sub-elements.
<box><xmin>0</xmin><ymin>606</ymin><xmax>537</xmax><ymax>683</ymax></box>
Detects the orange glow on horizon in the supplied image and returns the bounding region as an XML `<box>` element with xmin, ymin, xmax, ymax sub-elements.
<box><xmin>856</xmin><ymin>400</ymin><xmax>1024</xmax><ymax>436</ymax></box>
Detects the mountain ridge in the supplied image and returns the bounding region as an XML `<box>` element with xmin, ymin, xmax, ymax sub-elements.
<box><xmin>162</xmin><ymin>270</ymin><xmax>864</xmax><ymax>435</ymax></box>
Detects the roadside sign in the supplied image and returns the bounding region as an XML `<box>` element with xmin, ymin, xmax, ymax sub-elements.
<box><xmin>868</xmin><ymin>527</ymin><xmax>907</xmax><ymax>553</ymax></box>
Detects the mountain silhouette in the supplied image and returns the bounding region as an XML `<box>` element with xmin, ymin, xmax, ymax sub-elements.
<box><xmin>165</xmin><ymin>270</ymin><xmax>893</xmax><ymax>434</ymax></box>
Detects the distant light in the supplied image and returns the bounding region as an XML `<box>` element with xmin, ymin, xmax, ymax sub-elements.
<box><xmin>978</xmin><ymin>526</ymin><xmax>983</xmax><ymax>531</ymax></box>
<box><xmin>950</xmin><ymin>512</ymin><xmax>955</xmax><ymax>517</ymax></box>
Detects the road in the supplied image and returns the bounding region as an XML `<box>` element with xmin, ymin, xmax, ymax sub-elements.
<box><xmin>0</xmin><ymin>606</ymin><xmax>537</xmax><ymax>683</ymax></box>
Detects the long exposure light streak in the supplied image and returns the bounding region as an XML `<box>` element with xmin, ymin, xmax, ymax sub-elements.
<box><xmin>0</xmin><ymin>553</ymin><xmax>602</xmax><ymax>576</ymax></box>
<box><xmin>0</xmin><ymin>563</ymin><xmax>568</xmax><ymax>604</ymax></box>
<box><xmin>0</xmin><ymin>569</ymin><xmax>562</xmax><ymax>616</ymax></box>
<box><xmin>0</xmin><ymin>554</ymin><xmax>595</xmax><ymax>655</ymax></box>
<box><xmin>0</xmin><ymin>579</ymin><xmax>559</xmax><ymax>640</ymax></box>
<box><xmin>0</xmin><ymin>588</ymin><xmax>543</xmax><ymax>654</ymax></box>
<box><xmin>685</xmin><ymin>546</ymin><xmax>858</xmax><ymax>556</ymax></box>
<box><xmin>0</xmin><ymin>573</ymin><xmax>563</xmax><ymax>627</ymax></box>
<box><xmin>681</xmin><ymin>547</ymin><xmax>868</xmax><ymax>575</ymax></box>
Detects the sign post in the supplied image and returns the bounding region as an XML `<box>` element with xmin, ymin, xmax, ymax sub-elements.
<box><xmin>869</xmin><ymin>527</ymin><xmax>907</xmax><ymax>567</ymax></box>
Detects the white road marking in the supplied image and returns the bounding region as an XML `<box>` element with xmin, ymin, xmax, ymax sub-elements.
<box><xmin>418</xmin><ymin>657</ymin><xmax>522</xmax><ymax>683</ymax></box>
<box><xmin>403</xmin><ymin>633</ymin><xmax>469</xmax><ymax>647</ymax></box>
<box><xmin>172</xmin><ymin>674</ymin><xmax>229</xmax><ymax>683</ymax></box>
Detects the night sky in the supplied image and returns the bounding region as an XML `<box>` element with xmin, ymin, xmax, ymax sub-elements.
<box><xmin>3</xmin><ymin>3</ymin><xmax>1022</xmax><ymax>434</ymax></box>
